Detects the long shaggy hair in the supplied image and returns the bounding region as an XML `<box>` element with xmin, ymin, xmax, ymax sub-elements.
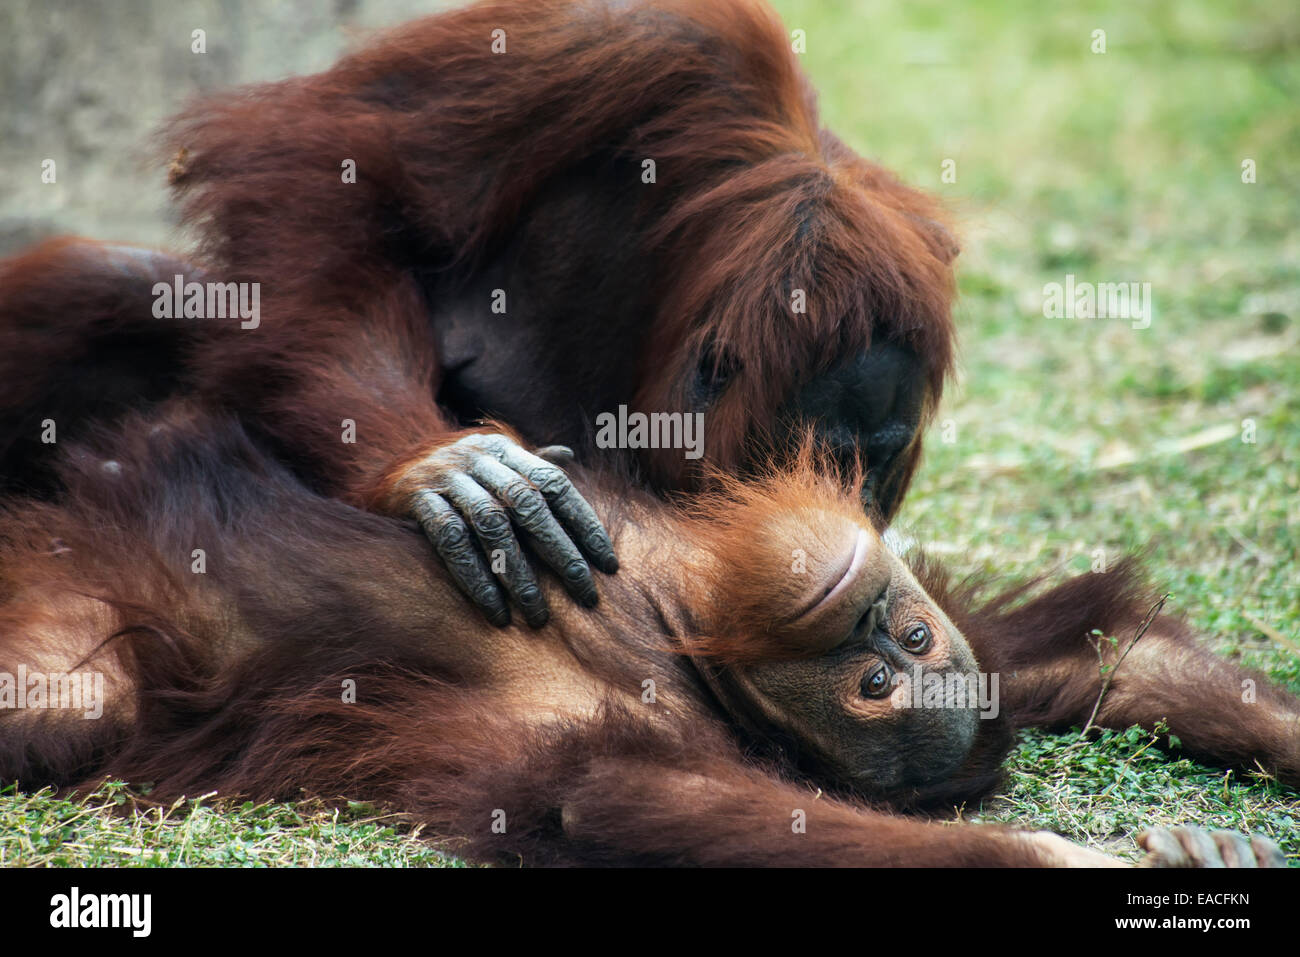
<box><xmin>163</xmin><ymin>0</ymin><xmax>958</xmax><ymax>491</ymax></box>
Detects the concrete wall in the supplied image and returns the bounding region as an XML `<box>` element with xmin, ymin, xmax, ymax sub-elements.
<box><xmin>0</xmin><ymin>0</ymin><xmax>446</xmax><ymax>254</ymax></box>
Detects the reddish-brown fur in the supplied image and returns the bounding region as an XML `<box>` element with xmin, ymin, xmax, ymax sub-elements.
<box><xmin>1</xmin><ymin>0</ymin><xmax>1296</xmax><ymax>867</ymax></box>
<box><xmin>2</xmin><ymin>0</ymin><xmax>957</xmax><ymax>519</ymax></box>
<box><xmin>1</xmin><ymin>406</ymin><xmax>1296</xmax><ymax>866</ymax></box>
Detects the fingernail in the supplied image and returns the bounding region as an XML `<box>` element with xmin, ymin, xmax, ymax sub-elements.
<box><xmin>536</xmin><ymin>445</ymin><xmax>575</xmax><ymax>463</ymax></box>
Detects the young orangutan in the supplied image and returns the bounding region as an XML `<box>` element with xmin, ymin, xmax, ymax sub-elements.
<box><xmin>1</xmin><ymin>404</ymin><xmax>1294</xmax><ymax>867</ymax></box>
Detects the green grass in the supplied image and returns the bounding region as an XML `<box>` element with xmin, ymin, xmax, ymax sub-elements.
<box><xmin>785</xmin><ymin>0</ymin><xmax>1300</xmax><ymax>862</ymax></box>
<box><xmin>3</xmin><ymin>0</ymin><xmax>1297</xmax><ymax>866</ymax></box>
<box><xmin>0</xmin><ymin>783</ymin><xmax>457</xmax><ymax>867</ymax></box>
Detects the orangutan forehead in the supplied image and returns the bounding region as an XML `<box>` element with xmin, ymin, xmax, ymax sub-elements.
<box><xmin>658</xmin><ymin>168</ymin><xmax>956</xmax><ymax>381</ymax></box>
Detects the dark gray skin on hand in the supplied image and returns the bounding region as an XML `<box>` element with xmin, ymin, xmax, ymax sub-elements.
<box><xmin>423</xmin><ymin>173</ymin><xmax>930</xmax><ymax>624</ymax></box>
<box><xmin>29</xmin><ymin>195</ymin><xmax>929</xmax><ymax>632</ymax></box>
<box><xmin>406</xmin><ymin>434</ymin><xmax>618</xmax><ymax>628</ymax></box>
<box><xmin>427</xmin><ymin>333</ymin><xmax>927</xmax><ymax>625</ymax></box>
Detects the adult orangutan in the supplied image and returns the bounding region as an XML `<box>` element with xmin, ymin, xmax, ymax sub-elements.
<box><xmin>2</xmin><ymin>0</ymin><xmax>1295</xmax><ymax>867</ymax></box>
<box><xmin>0</xmin><ymin>0</ymin><xmax>957</xmax><ymax>625</ymax></box>
<box><xmin>0</xmin><ymin>402</ymin><xmax>1294</xmax><ymax>867</ymax></box>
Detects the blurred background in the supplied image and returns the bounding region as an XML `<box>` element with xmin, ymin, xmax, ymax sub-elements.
<box><xmin>0</xmin><ymin>0</ymin><xmax>1296</xmax><ymax>862</ymax></box>
<box><xmin>0</xmin><ymin>0</ymin><xmax>442</xmax><ymax>252</ymax></box>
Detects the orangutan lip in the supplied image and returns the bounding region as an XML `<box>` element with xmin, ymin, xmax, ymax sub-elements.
<box><xmin>794</xmin><ymin>528</ymin><xmax>869</xmax><ymax>621</ymax></box>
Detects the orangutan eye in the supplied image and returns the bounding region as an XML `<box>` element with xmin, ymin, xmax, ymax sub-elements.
<box><xmin>901</xmin><ymin>623</ymin><xmax>931</xmax><ymax>654</ymax></box>
<box><xmin>861</xmin><ymin>662</ymin><xmax>892</xmax><ymax>699</ymax></box>
<box><xmin>688</xmin><ymin>342</ymin><xmax>740</xmax><ymax>409</ymax></box>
